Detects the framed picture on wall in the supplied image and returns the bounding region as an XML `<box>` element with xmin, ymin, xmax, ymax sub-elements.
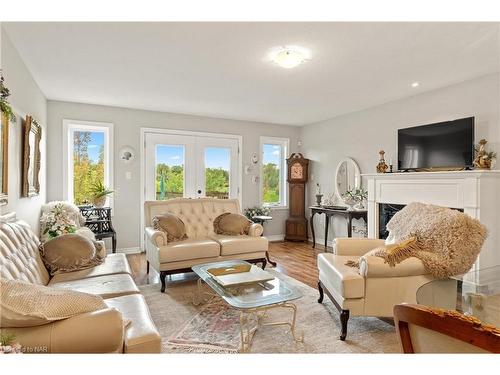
<box><xmin>21</xmin><ymin>115</ymin><xmax>42</xmax><ymax>197</ymax></box>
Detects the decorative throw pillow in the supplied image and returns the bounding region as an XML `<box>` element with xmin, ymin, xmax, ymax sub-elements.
<box><xmin>152</xmin><ymin>213</ymin><xmax>188</xmax><ymax>242</ymax></box>
<box><xmin>213</xmin><ymin>212</ymin><xmax>252</xmax><ymax>235</ymax></box>
<box><xmin>0</xmin><ymin>279</ymin><xmax>108</xmax><ymax>327</ymax></box>
<box><xmin>40</xmin><ymin>234</ymin><xmax>104</xmax><ymax>275</ymax></box>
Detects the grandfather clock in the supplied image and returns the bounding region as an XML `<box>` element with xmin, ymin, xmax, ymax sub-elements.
<box><xmin>285</xmin><ymin>153</ymin><xmax>309</xmax><ymax>241</ymax></box>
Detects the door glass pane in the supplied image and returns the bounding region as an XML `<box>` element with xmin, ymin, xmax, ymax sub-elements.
<box><xmin>156</xmin><ymin>145</ymin><xmax>184</xmax><ymax>200</ymax></box>
<box><xmin>205</xmin><ymin>147</ymin><xmax>230</xmax><ymax>199</ymax></box>
<box><xmin>73</xmin><ymin>130</ymin><xmax>105</xmax><ymax>205</ymax></box>
<box><xmin>262</xmin><ymin>144</ymin><xmax>281</xmax><ymax>204</ymax></box>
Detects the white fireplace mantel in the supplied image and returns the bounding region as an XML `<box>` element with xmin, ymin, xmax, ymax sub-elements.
<box><xmin>362</xmin><ymin>170</ymin><xmax>500</xmax><ymax>269</ymax></box>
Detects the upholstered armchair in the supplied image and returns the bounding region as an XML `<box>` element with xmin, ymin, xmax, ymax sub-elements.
<box><xmin>317</xmin><ymin>238</ymin><xmax>434</xmax><ymax>340</ymax></box>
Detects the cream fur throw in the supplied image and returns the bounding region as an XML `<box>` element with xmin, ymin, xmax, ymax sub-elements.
<box><xmin>375</xmin><ymin>202</ymin><xmax>487</xmax><ymax>278</ymax></box>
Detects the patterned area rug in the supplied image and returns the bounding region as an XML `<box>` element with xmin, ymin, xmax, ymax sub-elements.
<box><xmin>139</xmin><ymin>270</ymin><xmax>401</xmax><ymax>353</ymax></box>
<box><xmin>167</xmin><ymin>297</ymin><xmax>241</xmax><ymax>353</ymax></box>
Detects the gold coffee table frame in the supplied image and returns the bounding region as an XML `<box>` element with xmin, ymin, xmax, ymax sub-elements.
<box><xmin>193</xmin><ymin>274</ymin><xmax>304</xmax><ymax>352</ymax></box>
<box><xmin>238</xmin><ymin>301</ymin><xmax>304</xmax><ymax>352</ymax></box>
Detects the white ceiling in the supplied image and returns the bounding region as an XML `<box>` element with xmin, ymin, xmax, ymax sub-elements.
<box><xmin>3</xmin><ymin>22</ymin><xmax>499</xmax><ymax>126</ymax></box>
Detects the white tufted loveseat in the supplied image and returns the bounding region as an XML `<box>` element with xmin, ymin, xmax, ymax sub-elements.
<box><xmin>144</xmin><ymin>198</ymin><xmax>269</xmax><ymax>292</ymax></box>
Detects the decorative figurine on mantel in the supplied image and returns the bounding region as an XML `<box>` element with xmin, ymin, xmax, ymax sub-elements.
<box><xmin>473</xmin><ymin>139</ymin><xmax>497</xmax><ymax>170</ymax></box>
<box><xmin>376</xmin><ymin>150</ymin><xmax>389</xmax><ymax>173</ymax></box>
<box><xmin>315</xmin><ymin>183</ymin><xmax>323</xmax><ymax>206</ymax></box>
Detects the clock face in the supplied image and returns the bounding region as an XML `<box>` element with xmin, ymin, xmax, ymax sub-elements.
<box><xmin>291</xmin><ymin>163</ymin><xmax>303</xmax><ymax>179</ymax></box>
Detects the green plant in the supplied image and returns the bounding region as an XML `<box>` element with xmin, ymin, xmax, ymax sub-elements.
<box><xmin>89</xmin><ymin>180</ymin><xmax>114</xmax><ymax>199</ymax></box>
<box><xmin>0</xmin><ymin>331</ymin><xmax>16</xmax><ymax>346</ymax></box>
<box><xmin>244</xmin><ymin>206</ymin><xmax>271</xmax><ymax>221</ymax></box>
<box><xmin>0</xmin><ymin>71</ymin><xmax>16</xmax><ymax>122</ymax></box>
<box><xmin>342</xmin><ymin>188</ymin><xmax>368</xmax><ymax>203</ymax></box>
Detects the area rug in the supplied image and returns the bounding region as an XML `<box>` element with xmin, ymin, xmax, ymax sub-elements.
<box><xmin>139</xmin><ymin>270</ymin><xmax>400</xmax><ymax>353</ymax></box>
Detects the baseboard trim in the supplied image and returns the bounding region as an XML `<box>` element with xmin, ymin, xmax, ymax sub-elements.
<box><xmin>115</xmin><ymin>247</ymin><xmax>142</xmax><ymax>254</ymax></box>
<box><xmin>266</xmin><ymin>234</ymin><xmax>285</xmax><ymax>242</ymax></box>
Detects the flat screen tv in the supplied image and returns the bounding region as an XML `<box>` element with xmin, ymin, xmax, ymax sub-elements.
<box><xmin>398</xmin><ymin>117</ymin><xmax>475</xmax><ymax>171</ymax></box>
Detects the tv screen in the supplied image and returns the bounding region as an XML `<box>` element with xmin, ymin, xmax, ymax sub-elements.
<box><xmin>398</xmin><ymin>117</ymin><xmax>474</xmax><ymax>171</ymax></box>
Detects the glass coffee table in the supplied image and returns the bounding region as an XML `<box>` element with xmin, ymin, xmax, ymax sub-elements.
<box><xmin>192</xmin><ymin>260</ymin><xmax>304</xmax><ymax>352</ymax></box>
<box><xmin>417</xmin><ymin>265</ymin><xmax>500</xmax><ymax>327</ymax></box>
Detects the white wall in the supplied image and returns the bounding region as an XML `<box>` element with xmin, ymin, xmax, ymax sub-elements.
<box><xmin>300</xmin><ymin>73</ymin><xmax>500</xmax><ymax>245</ymax></box>
<box><xmin>46</xmin><ymin>101</ymin><xmax>300</xmax><ymax>250</ymax></box>
<box><xmin>0</xmin><ymin>28</ymin><xmax>47</xmax><ymax>231</ymax></box>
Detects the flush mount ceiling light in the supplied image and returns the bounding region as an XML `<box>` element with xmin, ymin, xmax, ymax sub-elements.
<box><xmin>268</xmin><ymin>45</ymin><xmax>311</xmax><ymax>69</ymax></box>
<box><xmin>411</xmin><ymin>82</ymin><xmax>420</xmax><ymax>88</ymax></box>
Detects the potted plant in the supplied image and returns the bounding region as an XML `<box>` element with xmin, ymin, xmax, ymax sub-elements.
<box><xmin>342</xmin><ymin>188</ymin><xmax>368</xmax><ymax>210</ymax></box>
<box><xmin>0</xmin><ymin>71</ymin><xmax>16</xmax><ymax>122</ymax></box>
<box><xmin>243</xmin><ymin>206</ymin><xmax>271</xmax><ymax>221</ymax></box>
<box><xmin>40</xmin><ymin>203</ymin><xmax>77</xmax><ymax>241</ymax></box>
<box><xmin>89</xmin><ymin>181</ymin><xmax>113</xmax><ymax>208</ymax></box>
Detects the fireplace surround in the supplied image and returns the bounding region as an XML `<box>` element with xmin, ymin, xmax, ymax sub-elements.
<box><xmin>364</xmin><ymin>170</ymin><xmax>500</xmax><ymax>270</ymax></box>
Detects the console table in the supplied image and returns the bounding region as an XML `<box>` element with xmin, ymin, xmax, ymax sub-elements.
<box><xmin>79</xmin><ymin>206</ymin><xmax>117</xmax><ymax>253</ymax></box>
<box><xmin>309</xmin><ymin>206</ymin><xmax>367</xmax><ymax>249</ymax></box>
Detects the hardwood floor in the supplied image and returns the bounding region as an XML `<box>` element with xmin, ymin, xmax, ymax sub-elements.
<box><xmin>126</xmin><ymin>241</ymin><xmax>329</xmax><ymax>289</ymax></box>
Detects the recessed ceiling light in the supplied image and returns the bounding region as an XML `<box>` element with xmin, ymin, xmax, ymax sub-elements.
<box><xmin>268</xmin><ymin>45</ymin><xmax>311</xmax><ymax>69</ymax></box>
<box><xmin>411</xmin><ymin>82</ymin><xmax>420</xmax><ymax>88</ymax></box>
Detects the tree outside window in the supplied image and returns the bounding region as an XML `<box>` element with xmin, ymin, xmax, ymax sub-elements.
<box><xmin>262</xmin><ymin>143</ymin><xmax>282</xmax><ymax>204</ymax></box>
<box><xmin>73</xmin><ymin>131</ymin><xmax>105</xmax><ymax>204</ymax></box>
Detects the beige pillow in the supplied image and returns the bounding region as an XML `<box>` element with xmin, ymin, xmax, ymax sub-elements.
<box><xmin>40</xmin><ymin>234</ymin><xmax>104</xmax><ymax>275</ymax></box>
<box><xmin>0</xmin><ymin>279</ymin><xmax>108</xmax><ymax>327</ymax></box>
<box><xmin>152</xmin><ymin>214</ymin><xmax>188</xmax><ymax>242</ymax></box>
<box><xmin>213</xmin><ymin>212</ymin><xmax>252</xmax><ymax>235</ymax></box>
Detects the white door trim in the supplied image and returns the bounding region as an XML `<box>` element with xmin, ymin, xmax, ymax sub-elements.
<box><xmin>139</xmin><ymin>127</ymin><xmax>243</xmax><ymax>250</ymax></box>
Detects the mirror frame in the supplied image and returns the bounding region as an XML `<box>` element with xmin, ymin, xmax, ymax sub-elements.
<box><xmin>21</xmin><ymin>115</ymin><xmax>42</xmax><ymax>197</ymax></box>
<box><xmin>0</xmin><ymin>112</ymin><xmax>9</xmax><ymax>206</ymax></box>
<box><xmin>334</xmin><ymin>157</ymin><xmax>361</xmax><ymax>205</ymax></box>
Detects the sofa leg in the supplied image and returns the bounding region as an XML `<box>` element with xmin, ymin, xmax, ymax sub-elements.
<box><xmin>340</xmin><ymin>309</ymin><xmax>350</xmax><ymax>341</ymax></box>
<box><xmin>261</xmin><ymin>258</ymin><xmax>267</xmax><ymax>269</ymax></box>
<box><xmin>317</xmin><ymin>281</ymin><xmax>324</xmax><ymax>303</ymax></box>
<box><xmin>265</xmin><ymin>251</ymin><xmax>277</xmax><ymax>267</ymax></box>
<box><xmin>160</xmin><ymin>271</ymin><xmax>167</xmax><ymax>293</ymax></box>
<box><xmin>146</xmin><ymin>260</ymin><xmax>150</xmax><ymax>274</ymax></box>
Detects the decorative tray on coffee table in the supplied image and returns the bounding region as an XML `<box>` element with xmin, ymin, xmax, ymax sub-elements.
<box><xmin>207</xmin><ymin>264</ymin><xmax>274</xmax><ymax>287</ymax></box>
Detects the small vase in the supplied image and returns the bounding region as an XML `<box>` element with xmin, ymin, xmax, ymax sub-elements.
<box><xmin>354</xmin><ymin>201</ymin><xmax>365</xmax><ymax>210</ymax></box>
<box><xmin>343</xmin><ymin>197</ymin><xmax>356</xmax><ymax>211</ymax></box>
<box><xmin>376</xmin><ymin>150</ymin><xmax>388</xmax><ymax>173</ymax></box>
<box><xmin>315</xmin><ymin>194</ymin><xmax>323</xmax><ymax>206</ymax></box>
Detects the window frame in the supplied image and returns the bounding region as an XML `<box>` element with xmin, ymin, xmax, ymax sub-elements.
<box><xmin>62</xmin><ymin>119</ymin><xmax>114</xmax><ymax>208</ymax></box>
<box><xmin>259</xmin><ymin>136</ymin><xmax>289</xmax><ymax>209</ymax></box>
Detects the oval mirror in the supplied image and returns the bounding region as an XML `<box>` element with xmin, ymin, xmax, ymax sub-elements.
<box><xmin>334</xmin><ymin>157</ymin><xmax>361</xmax><ymax>206</ymax></box>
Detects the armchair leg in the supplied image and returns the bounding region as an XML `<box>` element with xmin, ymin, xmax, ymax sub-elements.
<box><xmin>261</xmin><ymin>258</ymin><xmax>267</xmax><ymax>270</ymax></box>
<box><xmin>160</xmin><ymin>271</ymin><xmax>167</xmax><ymax>293</ymax></box>
<box><xmin>340</xmin><ymin>309</ymin><xmax>350</xmax><ymax>341</ymax></box>
<box><xmin>317</xmin><ymin>281</ymin><xmax>324</xmax><ymax>303</ymax></box>
<box><xmin>146</xmin><ymin>260</ymin><xmax>150</xmax><ymax>274</ymax></box>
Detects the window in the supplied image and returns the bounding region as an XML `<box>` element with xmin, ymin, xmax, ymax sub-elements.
<box><xmin>63</xmin><ymin>120</ymin><xmax>114</xmax><ymax>206</ymax></box>
<box><xmin>260</xmin><ymin>136</ymin><xmax>289</xmax><ymax>207</ymax></box>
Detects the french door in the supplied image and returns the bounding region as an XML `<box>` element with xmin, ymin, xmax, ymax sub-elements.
<box><xmin>144</xmin><ymin>132</ymin><xmax>240</xmax><ymax>201</ymax></box>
